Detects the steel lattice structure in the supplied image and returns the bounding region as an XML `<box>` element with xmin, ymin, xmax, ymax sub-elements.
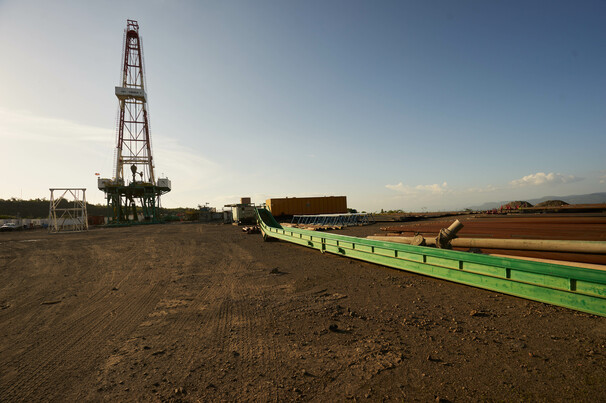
<box><xmin>48</xmin><ymin>188</ymin><xmax>89</xmax><ymax>233</ymax></box>
<box><xmin>115</xmin><ymin>19</ymin><xmax>154</xmax><ymax>184</ymax></box>
<box><xmin>98</xmin><ymin>20</ymin><xmax>170</xmax><ymax>224</ymax></box>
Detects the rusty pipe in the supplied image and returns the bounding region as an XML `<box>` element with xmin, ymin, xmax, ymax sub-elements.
<box><xmin>435</xmin><ymin>219</ymin><xmax>463</xmax><ymax>249</ymax></box>
<box><xmin>450</xmin><ymin>238</ymin><xmax>606</xmax><ymax>254</ymax></box>
<box><xmin>367</xmin><ymin>236</ymin><xmax>606</xmax><ymax>254</ymax></box>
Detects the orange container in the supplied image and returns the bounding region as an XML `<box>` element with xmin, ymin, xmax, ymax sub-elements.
<box><xmin>266</xmin><ymin>196</ymin><xmax>347</xmax><ymax>216</ymax></box>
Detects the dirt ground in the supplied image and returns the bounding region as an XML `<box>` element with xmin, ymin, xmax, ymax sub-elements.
<box><xmin>0</xmin><ymin>222</ymin><xmax>604</xmax><ymax>402</ymax></box>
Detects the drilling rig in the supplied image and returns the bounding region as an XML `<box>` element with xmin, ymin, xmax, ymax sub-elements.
<box><xmin>98</xmin><ymin>20</ymin><xmax>171</xmax><ymax>224</ymax></box>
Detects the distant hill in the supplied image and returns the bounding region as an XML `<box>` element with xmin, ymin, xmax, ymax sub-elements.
<box><xmin>466</xmin><ymin>192</ymin><xmax>606</xmax><ymax>211</ymax></box>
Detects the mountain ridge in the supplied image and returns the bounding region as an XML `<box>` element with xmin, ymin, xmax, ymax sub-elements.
<box><xmin>465</xmin><ymin>192</ymin><xmax>606</xmax><ymax>211</ymax></box>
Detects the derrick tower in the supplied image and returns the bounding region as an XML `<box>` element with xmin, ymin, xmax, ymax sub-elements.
<box><xmin>98</xmin><ymin>19</ymin><xmax>171</xmax><ymax>224</ymax></box>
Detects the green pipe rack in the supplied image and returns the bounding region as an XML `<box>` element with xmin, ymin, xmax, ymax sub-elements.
<box><xmin>256</xmin><ymin>208</ymin><xmax>606</xmax><ymax>317</ymax></box>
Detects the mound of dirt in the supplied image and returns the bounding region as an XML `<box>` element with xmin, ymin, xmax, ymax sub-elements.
<box><xmin>499</xmin><ymin>201</ymin><xmax>533</xmax><ymax>209</ymax></box>
<box><xmin>535</xmin><ymin>200</ymin><xmax>569</xmax><ymax>207</ymax></box>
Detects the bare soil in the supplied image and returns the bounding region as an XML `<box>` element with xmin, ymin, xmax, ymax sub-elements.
<box><xmin>1</xmin><ymin>223</ymin><xmax>604</xmax><ymax>402</ymax></box>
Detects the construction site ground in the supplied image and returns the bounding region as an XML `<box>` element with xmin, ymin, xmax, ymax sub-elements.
<box><xmin>0</xmin><ymin>222</ymin><xmax>604</xmax><ymax>402</ymax></box>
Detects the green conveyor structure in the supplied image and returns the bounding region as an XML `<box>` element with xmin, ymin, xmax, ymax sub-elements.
<box><xmin>256</xmin><ymin>208</ymin><xmax>606</xmax><ymax>317</ymax></box>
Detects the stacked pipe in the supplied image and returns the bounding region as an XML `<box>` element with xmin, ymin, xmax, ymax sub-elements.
<box><xmin>370</xmin><ymin>215</ymin><xmax>606</xmax><ymax>266</ymax></box>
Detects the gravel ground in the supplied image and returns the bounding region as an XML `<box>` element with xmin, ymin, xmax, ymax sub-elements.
<box><xmin>0</xmin><ymin>222</ymin><xmax>604</xmax><ymax>401</ymax></box>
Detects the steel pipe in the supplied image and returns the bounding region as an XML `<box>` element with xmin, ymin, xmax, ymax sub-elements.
<box><xmin>367</xmin><ymin>236</ymin><xmax>606</xmax><ymax>254</ymax></box>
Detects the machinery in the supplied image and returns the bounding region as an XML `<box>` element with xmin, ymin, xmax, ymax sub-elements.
<box><xmin>256</xmin><ymin>208</ymin><xmax>606</xmax><ymax>317</ymax></box>
<box><xmin>224</xmin><ymin>197</ymin><xmax>257</xmax><ymax>225</ymax></box>
<box><xmin>98</xmin><ymin>20</ymin><xmax>170</xmax><ymax>224</ymax></box>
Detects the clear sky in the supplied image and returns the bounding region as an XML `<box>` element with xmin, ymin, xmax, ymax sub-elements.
<box><xmin>1</xmin><ymin>0</ymin><xmax>604</xmax><ymax>212</ymax></box>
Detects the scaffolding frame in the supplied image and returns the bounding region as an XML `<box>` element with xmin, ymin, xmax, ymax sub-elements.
<box><xmin>48</xmin><ymin>188</ymin><xmax>89</xmax><ymax>233</ymax></box>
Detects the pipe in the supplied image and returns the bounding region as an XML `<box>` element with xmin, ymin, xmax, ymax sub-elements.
<box><xmin>487</xmin><ymin>254</ymin><xmax>606</xmax><ymax>271</ymax></box>
<box><xmin>369</xmin><ymin>236</ymin><xmax>435</xmax><ymax>246</ymax></box>
<box><xmin>452</xmin><ymin>238</ymin><xmax>606</xmax><ymax>254</ymax></box>
<box><xmin>367</xmin><ymin>236</ymin><xmax>606</xmax><ymax>254</ymax></box>
<box><xmin>436</xmin><ymin>219</ymin><xmax>463</xmax><ymax>248</ymax></box>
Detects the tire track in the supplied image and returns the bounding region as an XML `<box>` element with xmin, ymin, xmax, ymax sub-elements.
<box><xmin>0</xmin><ymin>243</ymin><xmax>143</xmax><ymax>370</ymax></box>
<box><xmin>184</xmin><ymin>244</ymin><xmax>283</xmax><ymax>401</ymax></box>
<box><xmin>90</xmin><ymin>234</ymin><xmax>221</xmax><ymax>396</ymax></box>
<box><xmin>115</xmin><ymin>240</ymin><xmax>263</xmax><ymax>400</ymax></box>
<box><xmin>1</xmin><ymin>280</ymin><xmax>164</xmax><ymax>401</ymax></box>
<box><xmin>0</xmin><ymin>230</ymin><xmax>169</xmax><ymax>401</ymax></box>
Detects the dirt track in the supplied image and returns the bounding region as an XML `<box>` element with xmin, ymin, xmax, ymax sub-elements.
<box><xmin>1</xmin><ymin>223</ymin><xmax>605</xmax><ymax>401</ymax></box>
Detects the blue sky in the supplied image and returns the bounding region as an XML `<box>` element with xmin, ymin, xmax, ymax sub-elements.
<box><xmin>0</xmin><ymin>0</ymin><xmax>604</xmax><ymax>211</ymax></box>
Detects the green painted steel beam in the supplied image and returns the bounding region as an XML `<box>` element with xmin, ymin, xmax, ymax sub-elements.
<box><xmin>256</xmin><ymin>208</ymin><xmax>606</xmax><ymax>317</ymax></box>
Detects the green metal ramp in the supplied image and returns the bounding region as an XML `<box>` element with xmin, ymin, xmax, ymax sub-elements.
<box><xmin>256</xmin><ymin>208</ymin><xmax>606</xmax><ymax>317</ymax></box>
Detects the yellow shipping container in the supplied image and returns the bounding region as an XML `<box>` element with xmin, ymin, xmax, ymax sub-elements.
<box><xmin>266</xmin><ymin>196</ymin><xmax>347</xmax><ymax>216</ymax></box>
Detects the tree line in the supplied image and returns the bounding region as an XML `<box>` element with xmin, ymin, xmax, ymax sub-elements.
<box><xmin>0</xmin><ymin>198</ymin><xmax>192</xmax><ymax>219</ymax></box>
<box><xmin>0</xmin><ymin>198</ymin><xmax>107</xmax><ymax>218</ymax></box>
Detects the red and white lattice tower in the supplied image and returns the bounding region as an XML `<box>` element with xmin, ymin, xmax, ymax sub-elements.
<box><xmin>98</xmin><ymin>20</ymin><xmax>170</xmax><ymax>224</ymax></box>
<box><xmin>114</xmin><ymin>19</ymin><xmax>154</xmax><ymax>184</ymax></box>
